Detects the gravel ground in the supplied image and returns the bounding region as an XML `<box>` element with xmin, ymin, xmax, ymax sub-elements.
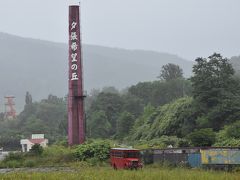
<box><xmin>0</xmin><ymin>167</ymin><xmax>76</xmax><ymax>174</ymax></box>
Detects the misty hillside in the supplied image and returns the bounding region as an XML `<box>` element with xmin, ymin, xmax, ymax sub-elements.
<box><xmin>0</xmin><ymin>32</ymin><xmax>194</xmax><ymax>111</ymax></box>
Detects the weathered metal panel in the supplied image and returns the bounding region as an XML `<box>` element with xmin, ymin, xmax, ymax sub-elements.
<box><xmin>165</xmin><ymin>153</ymin><xmax>188</xmax><ymax>165</ymax></box>
<box><xmin>142</xmin><ymin>150</ymin><xmax>153</xmax><ymax>164</ymax></box>
<box><xmin>153</xmin><ymin>154</ymin><xmax>164</xmax><ymax>163</ymax></box>
<box><xmin>153</xmin><ymin>153</ymin><xmax>188</xmax><ymax>165</ymax></box>
<box><xmin>153</xmin><ymin>148</ymin><xmax>200</xmax><ymax>155</ymax></box>
<box><xmin>201</xmin><ymin>149</ymin><xmax>240</xmax><ymax>165</ymax></box>
<box><xmin>229</xmin><ymin>150</ymin><xmax>240</xmax><ymax>164</ymax></box>
<box><xmin>187</xmin><ymin>149</ymin><xmax>200</xmax><ymax>154</ymax></box>
<box><xmin>153</xmin><ymin>149</ymin><xmax>164</xmax><ymax>154</ymax></box>
<box><xmin>201</xmin><ymin>149</ymin><xmax>228</xmax><ymax>164</ymax></box>
<box><xmin>188</xmin><ymin>153</ymin><xmax>201</xmax><ymax>168</ymax></box>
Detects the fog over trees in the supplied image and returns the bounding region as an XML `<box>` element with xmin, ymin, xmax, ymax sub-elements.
<box><xmin>1</xmin><ymin>52</ymin><xmax>240</xmax><ymax>150</ymax></box>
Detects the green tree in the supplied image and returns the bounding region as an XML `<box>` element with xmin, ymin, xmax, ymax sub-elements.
<box><xmin>18</xmin><ymin>94</ymin><xmax>67</xmax><ymax>144</ymax></box>
<box><xmin>88</xmin><ymin>92</ymin><xmax>123</xmax><ymax>135</ymax></box>
<box><xmin>88</xmin><ymin>111</ymin><xmax>111</xmax><ymax>138</ymax></box>
<box><xmin>23</xmin><ymin>115</ymin><xmax>48</xmax><ymax>136</ymax></box>
<box><xmin>151</xmin><ymin>79</ymin><xmax>192</xmax><ymax>106</ymax></box>
<box><xmin>191</xmin><ymin>53</ymin><xmax>240</xmax><ymax>129</ymax></box>
<box><xmin>128</xmin><ymin>82</ymin><xmax>153</xmax><ymax>105</ymax></box>
<box><xmin>128</xmin><ymin>79</ymin><xmax>192</xmax><ymax>107</ymax></box>
<box><xmin>102</xmin><ymin>86</ymin><xmax>119</xmax><ymax>94</ymax></box>
<box><xmin>25</xmin><ymin>91</ymin><xmax>32</xmax><ymax>105</ymax></box>
<box><xmin>0</xmin><ymin>94</ymin><xmax>67</xmax><ymax>150</ymax></box>
<box><xmin>116</xmin><ymin>111</ymin><xmax>135</xmax><ymax>139</ymax></box>
<box><xmin>188</xmin><ymin>128</ymin><xmax>216</xmax><ymax>147</ymax></box>
<box><xmin>58</xmin><ymin>114</ymin><xmax>68</xmax><ymax>136</ymax></box>
<box><xmin>191</xmin><ymin>53</ymin><xmax>236</xmax><ymax>108</ymax></box>
<box><xmin>225</xmin><ymin>121</ymin><xmax>240</xmax><ymax>138</ymax></box>
<box><xmin>214</xmin><ymin>122</ymin><xmax>240</xmax><ymax>147</ymax></box>
<box><xmin>85</xmin><ymin>89</ymin><xmax>100</xmax><ymax>110</ymax></box>
<box><xmin>121</xmin><ymin>94</ymin><xmax>144</xmax><ymax>117</ymax></box>
<box><xmin>158</xmin><ymin>63</ymin><xmax>183</xmax><ymax>81</ymax></box>
<box><xmin>129</xmin><ymin>97</ymin><xmax>195</xmax><ymax>141</ymax></box>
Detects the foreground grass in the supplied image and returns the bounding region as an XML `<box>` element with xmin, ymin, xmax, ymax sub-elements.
<box><xmin>0</xmin><ymin>166</ymin><xmax>240</xmax><ymax>180</ymax></box>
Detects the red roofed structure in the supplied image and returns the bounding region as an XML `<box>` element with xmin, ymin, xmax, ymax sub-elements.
<box><xmin>20</xmin><ymin>134</ymin><xmax>48</xmax><ymax>152</ymax></box>
<box><xmin>29</xmin><ymin>138</ymin><xmax>46</xmax><ymax>144</ymax></box>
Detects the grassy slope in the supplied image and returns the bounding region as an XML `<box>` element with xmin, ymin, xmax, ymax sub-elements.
<box><xmin>0</xmin><ymin>167</ymin><xmax>240</xmax><ymax>180</ymax></box>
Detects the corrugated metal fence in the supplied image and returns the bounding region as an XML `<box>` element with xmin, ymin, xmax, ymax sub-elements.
<box><xmin>142</xmin><ymin>147</ymin><xmax>240</xmax><ymax>169</ymax></box>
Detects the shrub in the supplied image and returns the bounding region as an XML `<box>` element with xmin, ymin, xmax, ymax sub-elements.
<box><xmin>43</xmin><ymin>145</ymin><xmax>71</xmax><ymax>157</ymax></box>
<box><xmin>54</xmin><ymin>138</ymin><xmax>68</xmax><ymax>147</ymax></box>
<box><xmin>5</xmin><ymin>160</ymin><xmax>22</xmax><ymax>168</ymax></box>
<box><xmin>214</xmin><ymin>122</ymin><xmax>240</xmax><ymax>147</ymax></box>
<box><xmin>29</xmin><ymin>144</ymin><xmax>43</xmax><ymax>156</ymax></box>
<box><xmin>74</xmin><ymin>141</ymin><xmax>110</xmax><ymax>161</ymax></box>
<box><xmin>86</xmin><ymin>157</ymin><xmax>100</xmax><ymax>166</ymax></box>
<box><xmin>135</xmin><ymin>136</ymin><xmax>189</xmax><ymax>149</ymax></box>
<box><xmin>217</xmin><ymin>121</ymin><xmax>240</xmax><ymax>140</ymax></box>
<box><xmin>214</xmin><ymin>138</ymin><xmax>240</xmax><ymax>147</ymax></box>
<box><xmin>42</xmin><ymin>145</ymin><xmax>74</xmax><ymax>163</ymax></box>
<box><xmin>23</xmin><ymin>159</ymin><xmax>36</xmax><ymax>167</ymax></box>
<box><xmin>4</xmin><ymin>152</ymin><xmax>24</xmax><ymax>162</ymax></box>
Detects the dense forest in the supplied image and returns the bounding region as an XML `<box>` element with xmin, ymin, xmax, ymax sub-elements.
<box><xmin>0</xmin><ymin>53</ymin><xmax>240</xmax><ymax>150</ymax></box>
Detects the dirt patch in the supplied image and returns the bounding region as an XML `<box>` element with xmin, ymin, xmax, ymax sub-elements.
<box><xmin>0</xmin><ymin>167</ymin><xmax>76</xmax><ymax>174</ymax></box>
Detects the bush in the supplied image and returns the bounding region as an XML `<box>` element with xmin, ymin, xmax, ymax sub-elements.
<box><xmin>225</xmin><ymin>122</ymin><xmax>240</xmax><ymax>138</ymax></box>
<box><xmin>4</xmin><ymin>152</ymin><xmax>24</xmax><ymax>162</ymax></box>
<box><xmin>54</xmin><ymin>139</ymin><xmax>68</xmax><ymax>147</ymax></box>
<box><xmin>134</xmin><ymin>136</ymin><xmax>189</xmax><ymax>149</ymax></box>
<box><xmin>29</xmin><ymin>144</ymin><xmax>43</xmax><ymax>156</ymax></box>
<box><xmin>23</xmin><ymin>159</ymin><xmax>36</xmax><ymax>167</ymax></box>
<box><xmin>86</xmin><ymin>157</ymin><xmax>100</xmax><ymax>166</ymax></box>
<box><xmin>5</xmin><ymin>160</ymin><xmax>22</xmax><ymax>168</ymax></box>
<box><xmin>214</xmin><ymin>122</ymin><xmax>240</xmax><ymax>147</ymax></box>
<box><xmin>42</xmin><ymin>145</ymin><xmax>74</xmax><ymax>163</ymax></box>
<box><xmin>43</xmin><ymin>145</ymin><xmax>71</xmax><ymax>157</ymax></box>
<box><xmin>218</xmin><ymin>121</ymin><xmax>240</xmax><ymax>139</ymax></box>
<box><xmin>214</xmin><ymin>138</ymin><xmax>240</xmax><ymax>147</ymax></box>
<box><xmin>74</xmin><ymin>141</ymin><xmax>110</xmax><ymax>161</ymax></box>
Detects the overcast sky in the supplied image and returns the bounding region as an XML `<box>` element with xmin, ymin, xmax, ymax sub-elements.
<box><xmin>0</xmin><ymin>0</ymin><xmax>239</xmax><ymax>60</ymax></box>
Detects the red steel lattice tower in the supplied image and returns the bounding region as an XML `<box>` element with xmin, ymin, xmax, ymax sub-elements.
<box><xmin>4</xmin><ymin>96</ymin><xmax>17</xmax><ymax>119</ymax></box>
<box><xmin>68</xmin><ymin>5</ymin><xmax>85</xmax><ymax>145</ymax></box>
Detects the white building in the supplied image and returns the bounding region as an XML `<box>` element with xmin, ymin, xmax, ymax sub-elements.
<box><xmin>20</xmin><ymin>134</ymin><xmax>48</xmax><ymax>152</ymax></box>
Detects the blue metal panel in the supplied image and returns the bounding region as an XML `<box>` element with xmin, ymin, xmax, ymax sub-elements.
<box><xmin>188</xmin><ymin>153</ymin><xmax>201</xmax><ymax>168</ymax></box>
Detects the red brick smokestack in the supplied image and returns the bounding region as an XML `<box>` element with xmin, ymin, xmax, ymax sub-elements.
<box><xmin>68</xmin><ymin>5</ymin><xmax>85</xmax><ymax>145</ymax></box>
